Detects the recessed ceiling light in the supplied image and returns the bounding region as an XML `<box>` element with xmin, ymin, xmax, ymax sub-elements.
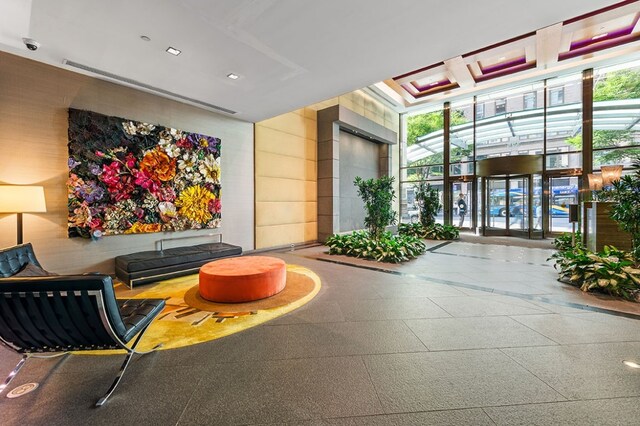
<box><xmin>140</xmin><ymin>35</ymin><xmax>151</xmax><ymax>42</ymax></box>
<box><xmin>592</xmin><ymin>33</ymin><xmax>608</xmax><ymax>41</ymax></box>
<box><xmin>623</xmin><ymin>360</ymin><xmax>640</xmax><ymax>369</ymax></box>
<box><xmin>227</xmin><ymin>73</ymin><xmax>239</xmax><ymax>80</ymax></box>
<box><xmin>166</xmin><ymin>47</ymin><xmax>181</xmax><ymax>56</ymax></box>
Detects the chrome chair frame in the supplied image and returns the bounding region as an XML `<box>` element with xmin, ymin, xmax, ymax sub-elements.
<box><xmin>0</xmin><ymin>289</ymin><xmax>164</xmax><ymax>407</ymax></box>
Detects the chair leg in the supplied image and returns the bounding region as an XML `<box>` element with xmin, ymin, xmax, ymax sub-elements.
<box><xmin>0</xmin><ymin>355</ymin><xmax>28</xmax><ymax>395</ymax></box>
<box><xmin>95</xmin><ymin>324</ymin><xmax>162</xmax><ymax>407</ymax></box>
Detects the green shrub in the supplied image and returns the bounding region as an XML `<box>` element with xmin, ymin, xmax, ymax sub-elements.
<box><xmin>552</xmin><ymin>231</ymin><xmax>583</xmax><ymax>252</ymax></box>
<box><xmin>398</xmin><ymin>223</ymin><xmax>459</xmax><ymax>240</ymax></box>
<box><xmin>423</xmin><ymin>223</ymin><xmax>459</xmax><ymax>240</ymax></box>
<box><xmin>608</xmin><ymin>160</ymin><xmax>640</xmax><ymax>260</ymax></box>
<box><xmin>354</xmin><ymin>176</ymin><xmax>397</xmax><ymax>240</ymax></box>
<box><xmin>326</xmin><ymin>230</ymin><xmax>426</xmax><ymax>263</ymax></box>
<box><xmin>414</xmin><ymin>181</ymin><xmax>441</xmax><ymax>227</ymax></box>
<box><xmin>550</xmin><ymin>244</ymin><xmax>640</xmax><ymax>301</ymax></box>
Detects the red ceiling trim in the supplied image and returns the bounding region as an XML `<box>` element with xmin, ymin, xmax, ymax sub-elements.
<box><xmin>472</xmin><ymin>61</ymin><xmax>537</xmax><ymax>82</ymax></box>
<box><xmin>393</xmin><ymin>62</ymin><xmax>444</xmax><ymax>81</ymax></box>
<box><xmin>411</xmin><ymin>82</ymin><xmax>460</xmax><ymax>99</ymax></box>
<box><xmin>559</xmin><ymin>32</ymin><xmax>640</xmax><ymax>61</ymax></box>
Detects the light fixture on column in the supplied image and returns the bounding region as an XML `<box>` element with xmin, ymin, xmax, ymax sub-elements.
<box><xmin>587</xmin><ymin>174</ymin><xmax>603</xmax><ymax>201</ymax></box>
<box><xmin>587</xmin><ymin>173</ymin><xmax>603</xmax><ymax>191</ymax></box>
<box><xmin>0</xmin><ymin>185</ymin><xmax>47</xmax><ymax>245</ymax></box>
<box><xmin>600</xmin><ymin>165</ymin><xmax>623</xmax><ymax>186</ymax></box>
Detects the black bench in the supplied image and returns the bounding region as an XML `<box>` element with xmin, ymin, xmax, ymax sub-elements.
<box><xmin>115</xmin><ymin>242</ymin><xmax>242</xmax><ymax>288</ymax></box>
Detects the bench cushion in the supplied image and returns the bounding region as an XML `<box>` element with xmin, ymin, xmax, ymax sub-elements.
<box><xmin>114</xmin><ymin>242</ymin><xmax>243</xmax><ymax>287</ymax></box>
<box><xmin>115</xmin><ymin>243</ymin><xmax>242</xmax><ymax>273</ymax></box>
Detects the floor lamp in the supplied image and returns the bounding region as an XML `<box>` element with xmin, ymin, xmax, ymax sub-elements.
<box><xmin>0</xmin><ymin>186</ymin><xmax>47</xmax><ymax>245</ymax></box>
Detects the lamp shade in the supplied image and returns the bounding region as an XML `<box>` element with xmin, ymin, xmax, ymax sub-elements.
<box><xmin>587</xmin><ymin>174</ymin><xmax>603</xmax><ymax>191</ymax></box>
<box><xmin>0</xmin><ymin>186</ymin><xmax>47</xmax><ymax>213</ymax></box>
<box><xmin>600</xmin><ymin>165</ymin><xmax>623</xmax><ymax>186</ymax></box>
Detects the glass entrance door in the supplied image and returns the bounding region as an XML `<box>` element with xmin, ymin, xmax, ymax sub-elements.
<box><xmin>487</xmin><ymin>178</ymin><xmax>507</xmax><ymax>230</ymax></box>
<box><xmin>484</xmin><ymin>175</ymin><xmax>541</xmax><ymax>237</ymax></box>
<box><xmin>451</xmin><ymin>180</ymin><xmax>473</xmax><ymax>229</ymax></box>
<box><xmin>508</xmin><ymin>176</ymin><xmax>529</xmax><ymax>237</ymax></box>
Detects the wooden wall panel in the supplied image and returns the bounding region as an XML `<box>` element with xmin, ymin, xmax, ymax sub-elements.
<box><xmin>0</xmin><ymin>52</ymin><xmax>254</xmax><ymax>274</ymax></box>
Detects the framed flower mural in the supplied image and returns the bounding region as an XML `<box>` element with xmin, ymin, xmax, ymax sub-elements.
<box><xmin>67</xmin><ymin>109</ymin><xmax>221</xmax><ymax>239</ymax></box>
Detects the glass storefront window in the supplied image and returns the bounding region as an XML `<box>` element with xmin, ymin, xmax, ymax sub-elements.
<box><xmin>449</xmin><ymin>162</ymin><xmax>474</xmax><ymax>176</ymax></box>
<box><xmin>450</xmin><ymin>99</ymin><xmax>474</xmax><ymax>163</ymax></box>
<box><xmin>400</xmin><ymin>180</ymin><xmax>444</xmax><ymax>224</ymax></box>
<box><xmin>592</xmin><ymin>61</ymin><xmax>640</xmax><ymax>167</ymax></box>
<box><xmin>397</xmin><ymin>58</ymin><xmax>640</xmax><ymax>235</ymax></box>
<box><xmin>593</xmin><ymin>147</ymin><xmax>640</xmax><ymax>168</ymax></box>
<box><xmin>545</xmin><ymin>152</ymin><xmax>582</xmax><ymax>170</ymax></box>
<box><xmin>546</xmin><ymin>74</ymin><xmax>582</xmax><ymax>156</ymax></box>
<box><xmin>403</xmin><ymin>108</ymin><xmax>444</xmax><ymax>168</ymax></box>
<box><xmin>474</xmin><ymin>83</ymin><xmax>544</xmax><ymax>160</ymax></box>
<box><xmin>401</xmin><ymin>165</ymin><xmax>444</xmax><ymax>181</ymax></box>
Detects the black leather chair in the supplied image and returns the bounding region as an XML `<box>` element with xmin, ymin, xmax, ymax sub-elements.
<box><xmin>0</xmin><ymin>244</ymin><xmax>166</xmax><ymax>406</ymax></box>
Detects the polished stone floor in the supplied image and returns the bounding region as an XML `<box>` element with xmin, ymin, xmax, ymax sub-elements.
<box><xmin>2</xmin><ymin>239</ymin><xmax>640</xmax><ymax>425</ymax></box>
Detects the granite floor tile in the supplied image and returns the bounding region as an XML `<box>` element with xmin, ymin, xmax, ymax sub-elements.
<box><xmin>268</xmin><ymin>300</ymin><xmax>346</xmax><ymax>325</ymax></box>
<box><xmin>249</xmin><ymin>408</ymin><xmax>494</xmax><ymax>425</ymax></box>
<box><xmin>484</xmin><ymin>397</ymin><xmax>640</xmax><ymax>426</ymax></box>
<box><xmin>373</xmin><ymin>280</ymin><xmax>466</xmax><ymax>299</ymax></box>
<box><xmin>2</xmin><ymin>364</ymin><xmax>205</xmax><ymax>426</ymax></box>
<box><xmin>429</xmin><ymin>295</ymin><xmax>551</xmax><ymax>317</ymax></box>
<box><xmin>405</xmin><ymin>316</ymin><xmax>557</xmax><ymax>350</ymax></box>
<box><xmin>364</xmin><ymin>350</ymin><xmax>565</xmax><ymax>412</ymax></box>
<box><xmin>501</xmin><ymin>342</ymin><xmax>640</xmax><ymax>400</ymax></box>
<box><xmin>178</xmin><ymin>356</ymin><xmax>383</xmax><ymax>425</ymax></box>
<box><xmin>510</xmin><ymin>312</ymin><xmax>640</xmax><ymax>344</ymax></box>
<box><xmin>148</xmin><ymin>320</ymin><xmax>427</xmax><ymax>365</ymax></box>
<box><xmin>338</xmin><ymin>297</ymin><xmax>451</xmax><ymax>321</ymax></box>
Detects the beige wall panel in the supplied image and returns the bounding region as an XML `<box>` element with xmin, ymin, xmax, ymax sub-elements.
<box><xmin>256</xmin><ymin>153</ymin><xmax>307</xmax><ymax>180</ymax></box>
<box><xmin>304</xmin><ymin>108</ymin><xmax>317</xmax><ymax>120</ymax></box>
<box><xmin>259</xmin><ymin>112</ymin><xmax>314</xmax><ymax>139</ymax></box>
<box><xmin>304</xmin><ymin>202</ymin><xmax>318</xmax><ymax>222</ymax></box>
<box><xmin>304</xmin><ymin>180</ymin><xmax>317</xmax><ymax>202</ymax></box>
<box><xmin>304</xmin><ymin>222</ymin><xmax>318</xmax><ymax>242</ymax></box>
<box><xmin>0</xmin><ymin>52</ymin><xmax>254</xmax><ymax>274</ymax></box>
<box><xmin>255</xmin><ymin>202</ymin><xmax>305</xmax><ymax>227</ymax></box>
<box><xmin>256</xmin><ymin>223</ymin><xmax>305</xmax><ymax>248</ymax></box>
<box><xmin>255</xmin><ymin>125</ymin><xmax>308</xmax><ymax>158</ymax></box>
<box><xmin>254</xmin><ymin>89</ymin><xmax>396</xmax><ymax>250</ymax></box>
<box><xmin>305</xmin><ymin>139</ymin><xmax>317</xmax><ymax>161</ymax></box>
<box><xmin>256</xmin><ymin>177</ymin><xmax>307</xmax><ymax>202</ymax></box>
<box><xmin>305</xmin><ymin>160</ymin><xmax>317</xmax><ymax>181</ymax></box>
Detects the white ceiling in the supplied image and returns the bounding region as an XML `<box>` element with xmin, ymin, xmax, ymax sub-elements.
<box><xmin>0</xmin><ymin>0</ymin><xmax>618</xmax><ymax>122</ymax></box>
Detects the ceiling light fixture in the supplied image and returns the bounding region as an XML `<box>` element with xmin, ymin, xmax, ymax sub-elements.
<box><xmin>166</xmin><ymin>47</ymin><xmax>181</xmax><ymax>56</ymax></box>
<box><xmin>227</xmin><ymin>73</ymin><xmax>239</xmax><ymax>80</ymax></box>
<box><xmin>499</xmin><ymin>56</ymin><xmax>506</xmax><ymax>61</ymax></box>
<box><xmin>592</xmin><ymin>33</ymin><xmax>608</xmax><ymax>41</ymax></box>
<box><xmin>623</xmin><ymin>360</ymin><xmax>640</xmax><ymax>369</ymax></box>
<box><xmin>140</xmin><ymin>35</ymin><xmax>151</xmax><ymax>41</ymax></box>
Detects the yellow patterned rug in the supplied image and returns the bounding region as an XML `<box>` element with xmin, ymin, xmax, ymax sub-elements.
<box><xmin>83</xmin><ymin>264</ymin><xmax>320</xmax><ymax>353</ymax></box>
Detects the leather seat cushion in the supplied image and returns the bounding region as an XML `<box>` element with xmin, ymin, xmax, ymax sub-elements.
<box><xmin>116</xmin><ymin>298</ymin><xmax>166</xmax><ymax>343</ymax></box>
<box><xmin>115</xmin><ymin>243</ymin><xmax>242</xmax><ymax>273</ymax></box>
<box><xmin>0</xmin><ymin>243</ymin><xmax>42</xmax><ymax>278</ymax></box>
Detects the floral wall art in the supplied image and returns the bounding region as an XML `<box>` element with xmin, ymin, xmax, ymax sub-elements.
<box><xmin>67</xmin><ymin>109</ymin><xmax>221</xmax><ymax>239</ymax></box>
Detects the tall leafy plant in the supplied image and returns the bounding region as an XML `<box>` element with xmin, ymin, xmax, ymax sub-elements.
<box><xmin>608</xmin><ymin>160</ymin><xmax>640</xmax><ymax>260</ymax></box>
<box><xmin>354</xmin><ymin>176</ymin><xmax>397</xmax><ymax>240</ymax></box>
<box><xmin>414</xmin><ymin>181</ymin><xmax>441</xmax><ymax>227</ymax></box>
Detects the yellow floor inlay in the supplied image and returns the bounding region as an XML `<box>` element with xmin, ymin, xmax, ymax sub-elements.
<box><xmin>81</xmin><ymin>264</ymin><xmax>320</xmax><ymax>354</ymax></box>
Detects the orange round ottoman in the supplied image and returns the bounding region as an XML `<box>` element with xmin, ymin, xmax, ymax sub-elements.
<box><xmin>199</xmin><ymin>256</ymin><xmax>286</xmax><ymax>303</ymax></box>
